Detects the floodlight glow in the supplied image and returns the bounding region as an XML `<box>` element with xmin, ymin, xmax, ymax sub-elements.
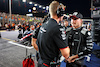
<box><xmin>22</xmin><ymin>0</ymin><xmax>26</xmax><ymax>2</ymax></box>
<box><xmin>34</xmin><ymin>4</ymin><xmax>37</xmax><ymax>6</ymax></box>
<box><xmin>33</xmin><ymin>7</ymin><xmax>36</xmax><ymax>10</ymax></box>
<box><xmin>29</xmin><ymin>2</ymin><xmax>32</xmax><ymax>4</ymax></box>
<box><xmin>28</xmin><ymin>9</ymin><xmax>32</xmax><ymax>12</ymax></box>
<box><xmin>39</xmin><ymin>5</ymin><xmax>42</xmax><ymax>8</ymax></box>
<box><xmin>26</xmin><ymin>14</ymin><xmax>33</xmax><ymax>17</ymax></box>
<box><xmin>43</xmin><ymin>7</ymin><xmax>45</xmax><ymax>9</ymax></box>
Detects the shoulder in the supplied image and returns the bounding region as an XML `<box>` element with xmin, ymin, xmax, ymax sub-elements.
<box><xmin>66</xmin><ymin>27</ymin><xmax>72</xmax><ymax>32</ymax></box>
<box><xmin>80</xmin><ymin>27</ymin><xmax>88</xmax><ymax>35</ymax></box>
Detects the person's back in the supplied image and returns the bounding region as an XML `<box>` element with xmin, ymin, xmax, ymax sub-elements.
<box><xmin>37</xmin><ymin>18</ymin><xmax>68</xmax><ymax>65</ymax></box>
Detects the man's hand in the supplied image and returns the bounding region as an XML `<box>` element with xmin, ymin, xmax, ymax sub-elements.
<box><xmin>67</xmin><ymin>55</ymin><xmax>78</xmax><ymax>63</ymax></box>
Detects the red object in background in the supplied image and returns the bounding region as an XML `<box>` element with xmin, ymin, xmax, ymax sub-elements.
<box><xmin>11</xmin><ymin>0</ymin><xmax>12</xmax><ymax>4</ymax></box>
<box><xmin>3</xmin><ymin>0</ymin><xmax>5</xmax><ymax>3</ymax></box>
<box><xmin>21</xmin><ymin>33</ymin><xmax>32</xmax><ymax>41</ymax></box>
<box><xmin>22</xmin><ymin>58</ymin><xmax>35</xmax><ymax>67</ymax></box>
<box><xmin>24</xmin><ymin>3</ymin><xmax>26</xmax><ymax>7</ymax></box>
<box><xmin>18</xmin><ymin>1</ymin><xmax>20</xmax><ymax>6</ymax></box>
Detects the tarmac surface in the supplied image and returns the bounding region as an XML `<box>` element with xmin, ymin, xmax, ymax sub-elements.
<box><xmin>0</xmin><ymin>30</ymin><xmax>37</xmax><ymax>67</ymax></box>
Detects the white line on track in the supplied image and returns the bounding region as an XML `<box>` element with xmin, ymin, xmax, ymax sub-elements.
<box><xmin>8</xmin><ymin>41</ymin><xmax>34</xmax><ymax>49</ymax></box>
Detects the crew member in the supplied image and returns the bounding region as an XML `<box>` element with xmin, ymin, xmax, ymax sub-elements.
<box><xmin>36</xmin><ymin>1</ymin><xmax>70</xmax><ymax>67</ymax></box>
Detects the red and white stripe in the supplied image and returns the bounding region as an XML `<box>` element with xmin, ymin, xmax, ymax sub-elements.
<box><xmin>21</xmin><ymin>33</ymin><xmax>33</xmax><ymax>41</ymax></box>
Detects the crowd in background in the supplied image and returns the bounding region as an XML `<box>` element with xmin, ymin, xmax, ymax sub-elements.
<box><xmin>0</xmin><ymin>12</ymin><xmax>92</xmax><ymax>32</ymax></box>
<box><xmin>0</xmin><ymin>12</ymin><xmax>44</xmax><ymax>31</ymax></box>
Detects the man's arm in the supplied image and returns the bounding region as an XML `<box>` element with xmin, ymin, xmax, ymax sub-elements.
<box><xmin>31</xmin><ymin>38</ymin><xmax>38</xmax><ymax>51</ymax></box>
<box><xmin>60</xmin><ymin>46</ymin><xmax>70</xmax><ymax>60</ymax></box>
<box><xmin>31</xmin><ymin>27</ymin><xmax>40</xmax><ymax>51</ymax></box>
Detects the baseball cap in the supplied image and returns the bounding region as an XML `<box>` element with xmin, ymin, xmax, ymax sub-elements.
<box><xmin>70</xmin><ymin>12</ymin><xmax>83</xmax><ymax>20</ymax></box>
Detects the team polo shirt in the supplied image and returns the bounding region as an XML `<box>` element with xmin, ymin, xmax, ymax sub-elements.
<box><xmin>37</xmin><ymin>18</ymin><xmax>68</xmax><ymax>65</ymax></box>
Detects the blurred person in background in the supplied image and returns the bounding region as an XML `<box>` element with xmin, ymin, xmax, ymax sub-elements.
<box><xmin>8</xmin><ymin>23</ymin><xmax>11</xmax><ymax>31</ymax></box>
<box><xmin>11</xmin><ymin>22</ymin><xmax>15</xmax><ymax>30</ymax></box>
<box><xmin>22</xmin><ymin>22</ymin><xmax>26</xmax><ymax>33</ymax></box>
<box><xmin>87</xmin><ymin>22</ymin><xmax>91</xmax><ymax>31</ymax></box>
<box><xmin>63</xmin><ymin>19</ymin><xmax>69</xmax><ymax>29</ymax></box>
<box><xmin>17</xmin><ymin>22</ymin><xmax>22</xmax><ymax>39</ymax></box>
<box><xmin>25</xmin><ymin>22</ymin><xmax>30</xmax><ymax>30</ymax></box>
<box><xmin>5</xmin><ymin>23</ymin><xmax>9</xmax><ymax>30</ymax></box>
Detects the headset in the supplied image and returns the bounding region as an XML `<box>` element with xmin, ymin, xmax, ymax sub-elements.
<box><xmin>43</xmin><ymin>3</ymin><xmax>66</xmax><ymax>23</ymax></box>
<box><xmin>56</xmin><ymin>3</ymin><xmax>66</xmax><ymax>17</ymax></box>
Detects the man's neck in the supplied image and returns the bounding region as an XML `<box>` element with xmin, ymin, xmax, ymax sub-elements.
<box><xmin>51</xmin><ymin>15</ymin><xmax>59</xmax><ymax>23</ymax></box>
